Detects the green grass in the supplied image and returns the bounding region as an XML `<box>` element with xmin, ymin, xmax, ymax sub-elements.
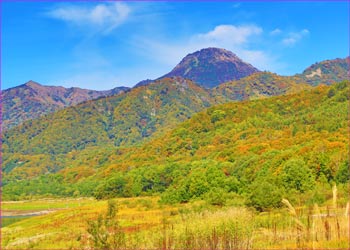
<box><xmin>1</xmin><ymin>196</ymin><xmax>349</xmax><ymax>249</ymax></box>
<box><xmin>2</xmin><ymin>198</ymin><xmax>94</xmax><ymax>211</ymax></box>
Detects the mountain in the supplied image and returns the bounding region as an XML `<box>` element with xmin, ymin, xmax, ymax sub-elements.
<box><xmin>3</xmin><ymin>52</ymin><xmax>348</xmax><ymax>132</ymax></box>
<box><xmin>2</xmin><ymin>77</ymin><xmax>218</xmax><ymax>159</ymax></box>
<box><xmin>159</xmin><ymin>47</ymin><xmax>260</xmax><ymax>88</ymax></box>
<box><xmin>215</xmin><ymin>72</ymin><xmax>312</xmax><ymax>101</ymax></box>
<box><xmin>2</xmin><ymin>48</ymin><xmax>349</xmax><ymax>200</ymax></box>
<box><xmin>3</xmin><ymin>81</ymin><xmax>348</xmax><ymax>200</ymax></box>
<box><xmin>2</xmin><ymin>81</ymin><xmax>129</xmax><ymax>130</ymax></box>
<box><xmin>3</xmin><ymin>72</ymin><xmax>311</xmax><ymax>161</ymax></box>
<box><xmin>293</xmin><ymin>57</ymin><xmax>349</xmax><ymax>86</ymax></box>
<box><xmin>136</xmin><ymin>53</ymin><xmax>349</xmax><ymax>89</ymax></box>
<box><xmin>4</xmin><ymin>53</ymin><xmax>347</xmax><ymax>133</ymax></box>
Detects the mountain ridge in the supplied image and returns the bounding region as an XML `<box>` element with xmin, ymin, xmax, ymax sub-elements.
<box><xmin>134</xmin><ymin>49</ymin><xmax>348</xmax><ymax>89</ymax></box>
<box><xmin>2</xmin><ymin>80</ymin><xmax>129</xmax><ymax>130</ymax></box>
<box><xmin>2</xmin><ymin>48</ymin><xmax>348</xmax><ymax>131</ymax></box>
<box><xmin>3</xmin><ymin>77</ymin><xmax>219</xmax><ymax>157</ymax></box>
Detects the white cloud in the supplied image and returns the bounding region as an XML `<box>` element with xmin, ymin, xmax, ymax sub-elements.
<box><xmin>270</xmin><ymin>28</ymin><xmax>282</xmax><ymax>36</ymax></box>
<box><xmin>132</xmin><ymin>24</ymin><xmax>284</xmax><ymax>73</ymax></box>
<box><xmin>194</xmin><ymin>24</ymin><xmax>262</xmax><ymax>46</ymax></box>
<box><xmin>239</xmin><ymin>50</ymin><xmax>274</xmax><ymax>70</ymax></box>
<box><xmin>282</xmin><ymin>29</ymin><xmax>309</xmax><ymax>46</ymax></box>
<box><xmin>134</xmin><ymin>24</ymin><xmax>263</xmax><ymax>65</ymax></box>
<box><xmin>46</xmin><ymin>2</ymin><xmax>130</xmax><ymax>34</ymax></box>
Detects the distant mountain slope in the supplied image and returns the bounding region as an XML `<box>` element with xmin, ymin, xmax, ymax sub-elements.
<box><xmin>159</xmin><ymin>47</ymin><xmax>260</xmax><ymax>88</ymax></box>
<box><xmin>3</xmin><ymin>77</ymin><xmax>218</xmax><ymax>157</ymax></box>
<box><xmin>4</xmin><ymin>52</ymin><xmax>347</xmax><ymax>133</ymax></box>
<box><xmin>134</xmin><ymin>79</ymin><xmax>154</xmax><ymax>88</ymax></box>
<box><xmin>293</xmin><ymin>57</ymin><xmax>349</xmax><ymax>86</ymax></box>
<box><xmin>3</xmin><ymin>81</ymin><xmax>348</xmax><ymax>200</ymax></box>
<box><xmin>215</xmin><ymin>72</ymin><xmax>312</xmax><ymax>101</ymax></box>
<box><xmin>2</xmin><ymin>71</ymin><xmax>312</xmax><ymax>162</ymax></box>
<box><xmin>2</xmin><ymin>81</ymin><xmax>129</xmax><ymax>130</ymax></box>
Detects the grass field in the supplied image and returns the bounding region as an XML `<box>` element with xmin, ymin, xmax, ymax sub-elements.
<box><xmin>2</xmin><ymin>198</ymin><xmax>95</xmax><ymax>212</ymax></box>
<box><xmin>1</xmin><ymin>194</ymin><xmax>349</xmax><ymax>249</ymax></box>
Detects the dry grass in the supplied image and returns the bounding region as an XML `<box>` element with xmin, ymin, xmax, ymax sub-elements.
<box><xmin>333</xmin><ymin>184</ymin><xmax>337</xmax><ymax>210</ymax></box>
<box><xmin>276</xmin><ymin>188</ymin><xmax>349</xmax><ymax>250</ymax></box>
<box><xmin>1</xmin><ymin>195</ymin><xmax>349</xmax><ymax>249</ymax></box>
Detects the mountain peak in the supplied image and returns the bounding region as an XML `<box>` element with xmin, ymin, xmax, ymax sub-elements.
<box><xmin>191</xmin><ymin>47</ymin><xmax>239</xmax><ymax>59</ymax></box>
<box><xmin>297</xmin><ymin>56</ymin><xmax>350</xmax><ymax>86</ymax></box>
<box><xmin>160</xmin><ymin>47</ymin><xmax>260</xmax><ymax>88</ymax></box>
<box><xmin>24</xmin><ymin>80</ymin><xmax>41</xmax><ymax>88</ymax></box>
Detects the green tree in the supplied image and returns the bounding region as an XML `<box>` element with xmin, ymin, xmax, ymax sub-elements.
<box><xmin>246</xmin><ymin>179</ymin><xmax>283</xmax><ymax>211</ymax></box>
<box><xmin>206</xmin><ymin>187</ymin><xmax>226</xmax><ymax>206</ymax></box>
<box><xmin>335</xmin><ymin>161</ymin><xmax>350</xmax><ymax>183</ymax></box>
<box><xmin>211</xmin><ymin>110</ymin><xmax>227</xmax><ymax>123</ymax></box>
<box><xmin>327</xmin><ymin>88</ymin><xmax>336</xmax><ymax>98</ymax></box>
<box><xmin>282</xmin><ymin>158</ymin><xmax>315</xmax><ymax>193</ymax></box>
<box><xmin>94</xmin><ymin>175</ymin><xmax>126</xmax><ymax>199</ymax></box>
<box><xmin>86</xmin><ymin>200</ymin><xmax>125</xmax><ymax>249</ymax></box>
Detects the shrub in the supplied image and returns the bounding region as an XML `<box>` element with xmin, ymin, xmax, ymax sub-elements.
<box><xmin>281</xmin><ymin>158</ymin><xmax>315</xmax><ymax>193</ymax></box>
<box><xmin>205</xmin><ymin>187</ymin><xmax>226</xmax><ymax>206</ymax></box>
<box><xmin>86</xmin><ymin>200</ymin><xmax>125</xmax><ymax>249</ymax></box>
<box><xmin>246</xmin><ymin>179</ymin><xmax>283</xmax><ymax>211</ymax></box>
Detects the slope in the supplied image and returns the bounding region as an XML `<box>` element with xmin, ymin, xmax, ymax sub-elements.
<box><xmin>214</xmin><ymin>71</ymin><xmax>312</xmax><ymax>101</ymax></box>
<box><xmin>293</xmin><ymin>57</ymin><xmax>349</xmax><ymax>86</ymax></box>
<box><xmin>3</xmin><ymin>81</ymin><xmax>348</xmax><ymax>201</ymax></box>
<box><xmin>2</xmin><ymin>80</ymin><xmax>129</xmax><ymax>130</ymax></box>
<box><xmin>2</xmin><ymin>77</ymin><xmax>219</xmax><ymax>183</ymax></box>
<box><xmin>92</xmin><ymin>81</ymin><xmax>349</xmax><ymax>202</ymax></box>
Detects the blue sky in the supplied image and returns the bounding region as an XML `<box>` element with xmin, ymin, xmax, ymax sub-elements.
<box><xmin>2</xmin><ymin>1</ymin><xmax>349</xmax><ymax>90</ymax></box>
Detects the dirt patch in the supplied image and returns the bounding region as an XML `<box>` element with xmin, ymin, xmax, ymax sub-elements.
<box><xmin>2</xmin><ymin>209</ymin><xmax>60</xmax><ymax>217</ymax></box>
<box><xmin>5</xmin><ymin>233</ymin><xmax>54</xmax><ymax>247</ymax></box>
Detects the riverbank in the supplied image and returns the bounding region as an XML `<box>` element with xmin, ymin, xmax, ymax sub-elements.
<box><xmin>2</xmin><ymin>209</ymin><xmax>57</xmax><ymax>217</ymax></box>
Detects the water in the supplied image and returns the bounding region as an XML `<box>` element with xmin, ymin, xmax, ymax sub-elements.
<box><xmin>1</xmin><ymin>215</ymin><xmax>37</xmax><ymax>227</ymax></box>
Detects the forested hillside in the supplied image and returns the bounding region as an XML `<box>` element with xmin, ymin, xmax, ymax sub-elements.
<box><xmin>215</xmin><ymin>71</ymin><xmax>311</xmax><ymax>101</ymax></box>
<box><xmin>3</xmin><ymin>81</ymin><xmax>348</xmax><ymax>210</ymax></box>
<box><xmin>3</xmin><ymin>77</ymin><xmax>217</xmax><ymax>155</ymax></box>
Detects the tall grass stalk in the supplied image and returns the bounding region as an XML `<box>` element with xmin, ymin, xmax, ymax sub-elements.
<box><xmin>332</xmin><ymin>184</ymin><xmax>337</xmax><ymax>210</ymax></box>
<box><xmin>282</xmin><ymin>198</ymin><xmax>305</xmax><ymax>248</ymax></box>
<box><xmin>345</xmin><ymin>202</ymin><xmax>349</xmax><ymax>217</ymax></box>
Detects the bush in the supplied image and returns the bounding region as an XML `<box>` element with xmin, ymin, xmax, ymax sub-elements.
<box><xmin>246</xmin><ymin>179</ymin><xmax>283</xmax><ymax>211</ymax></box>
<box><xmin>205</xmin><ymin>187</ymin><xmax>226</xmax><ymax>206</ymax></box>
<box><xmin>93</xmin><ymin>175</ymin><xmax>126</xmax><ymax>199</ymax></box>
